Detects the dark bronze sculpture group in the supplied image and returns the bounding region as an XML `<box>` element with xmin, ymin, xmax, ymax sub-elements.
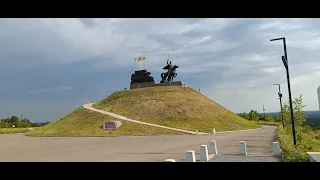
<box><xmin>160</xmin><ymin>60</ymin><xmax>179</xmax><ymax>83</ymax></box>
<box><xmin>130</xmin><ymin>58</ymin><xmax>179</xmax><ymax>85</ymax></box>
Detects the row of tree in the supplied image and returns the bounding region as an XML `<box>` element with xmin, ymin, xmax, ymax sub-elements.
<box><xmin>238</xmin><ymin>95</ymin><xmax>310</xmax><ymax>142</ymax></box>
<box><xmin>238</xmin><ymin>110</ymin><xmax>277</xmax><ymax>122</ymax></box>
<box><xmin>0</xmin><ymin>116</ymin><xmax>50</xmax><ymax>128</ymax></box>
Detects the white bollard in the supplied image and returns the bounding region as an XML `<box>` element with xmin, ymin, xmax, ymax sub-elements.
<box><xmin>210</xmin><ymin>140</ymin><xmax>218</xmax><ymax>155</ymax></box>
<box><xmin>272</xmin><ymin>142</ymin><xmax>281</xmax><ymax>157</ymax></box>
<box><xmin>195</xmin><ymin>129</ymin><xmax>198</xmax><ymax>135</ymax></box>
<box><xmin>186</xmin><ymin>150</ymin><xmax>196</xmax><ymax>162</ymax></box>
<box><xmin>240</xmin><ymin>141</ymin><xmax>247</xmax><ymax>156</ymax></box>
<box><xmin>212</xmin><ymin>128</ymin><xmax>216</xmax><ymax>134</ymax></box>
<box><xmin>200</xmin><ymin>145</ymin><xmax>209</xmax><ymax>161</ymax></box>
<box><xmin>164</xmin><ymin>159</ymin><xmax>176</xmax><ymax>162</ymax></box>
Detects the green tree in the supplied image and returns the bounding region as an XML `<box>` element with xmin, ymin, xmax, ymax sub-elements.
<box><xmin>264</xmin><ymin>114</ymin><xmax>274</xmax><ymax>122</ymax></box>
<box><xmin>293</xmin><ymin>95</ymin><xmax>308</xmax><ymax>143</ymax></box>
<box><xmin>280</xmin><ymin>103</ymin><xmax>290</xmax><ymax>126</ymax></box>
<box><xmin>248</xmin><ymin>109</ymin><xmax>260</xmax><ymax>121</ymax></box>
<box><xmin>0</xmin><ymin>119</ymin><xmax>10</xmax><ymax>128</ymax></box>
<box><xmin>280</xmin><ymin>94</ymin><xmax>308</xmax><ymax>143</ymax></box>
<box><xmin>8</xmin><ymin>116</ymin><xmax>19</xmax><ymax>126</ymax></box>
<box><xmin>274</xmin><ymin>114</ymin><xmax>280</xmax><ymax>122</ymax></box>
<box><xmin>238</xmin><ymin>112</ymin><xmax>249</xmax><ymax>120</ymax></box>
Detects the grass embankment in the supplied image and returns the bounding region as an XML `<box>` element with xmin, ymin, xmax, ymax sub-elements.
<box><xmin>93</xmin><ymin>86</ymin><xmax>259</xmax><ymax>133</ymax></box>
<box><xmin>0</xmin><ymin>128</ymin><xmax>29</xmax><ymax>134</ymax></box>
<box><xmin>27</xmin><ymin>107</ymin><xmax>182</xmax><ymax>137</ymax></box>
<box><xmin>277</xmin><ymin>126</ymin><xmax>320</xmax><ymax>162</ymax></box>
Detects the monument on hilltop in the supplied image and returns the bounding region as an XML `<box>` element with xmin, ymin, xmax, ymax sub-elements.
<box><xmin>130</xmin><ymin>53</ymin><xmax>186</xmax><ymax>90</ymax></box>
<box><xmin>130</xmin><ymin>55</ymin><xmax>155</xmax><ymax>89</ymax></box>
<box><xmin>160</xmin><ymin>53</ymin><xmax>179</xmax><ymax>83</ymax></box>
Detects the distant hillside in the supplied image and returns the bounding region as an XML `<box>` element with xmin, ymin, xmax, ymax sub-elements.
<box><xmin>93</xmin><ymin>86</ymin><xmax>259</xmax><ymax>133</ymax></box>
<box><xmin>259</xmin><ymin>111</ymin><xmax>320</xmax><ymax>128</ymax></box>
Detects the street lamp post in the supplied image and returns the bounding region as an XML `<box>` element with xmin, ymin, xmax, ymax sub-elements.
<box><xmin>270</xmin><ymin>37</ymin><xmax>297</xmax><ymax>145</ymax></box>
<box><xmin>274</xmin><ymin>84</ymin><xmax>284</xmax><ymax>128</ymax></box>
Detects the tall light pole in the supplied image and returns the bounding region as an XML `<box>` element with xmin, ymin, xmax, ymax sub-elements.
<box><xmin>274</xmin><ymin>84</ymin><xmax>284</xmax><ymax>128</ymax></box>
<box><xmin>270</xmin><ymin>37</ymin><xmax>297</xmax><ymax>145</ymax></box>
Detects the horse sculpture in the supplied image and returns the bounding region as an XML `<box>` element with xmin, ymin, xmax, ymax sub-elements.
<box><xmin>160</xmin><ymin>60</ymin><xmax>179</xmax><ymax>83</ymax></box>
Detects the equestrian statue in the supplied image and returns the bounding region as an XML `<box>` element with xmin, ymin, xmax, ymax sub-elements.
<box><xmin>160</xmin><ymin>59</ymin><xmax>179</xmax><ymax>83</ymax></box>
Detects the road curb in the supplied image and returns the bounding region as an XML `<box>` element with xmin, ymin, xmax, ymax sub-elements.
<box><xmin>215</xmin><ymin>127</ymin><xmax>264</xmax><ymax>134</ymax></box>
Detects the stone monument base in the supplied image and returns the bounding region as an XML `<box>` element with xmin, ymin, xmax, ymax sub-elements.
<box><xmin>130</xmin><ymin>81</ymin><xmax>187</xmax><ymax>90</ymax></box>
<box><xmin>130</xmin><ymin>81</ymin><xmax>155</xmax><ymax>89</ymax></box>
<box><xmin>155</xmin><ymin>81</ymin><xmax>187</xmax><ymax>87</ymax></box>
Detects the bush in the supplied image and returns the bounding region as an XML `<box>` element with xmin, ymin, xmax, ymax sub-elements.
<box><xmin>277</xmin><ymin>125</ymin><xmax>320</xmax><ymax>162</ymax></box>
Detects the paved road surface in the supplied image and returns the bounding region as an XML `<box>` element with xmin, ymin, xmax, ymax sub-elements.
<box><xmin>83</xmin><ymin>103</ymin><xmax>209</xmax><ymax>135</ymax></box>
<box><xmin>0</xmin><ymin>126</ymin><xmax>277</xmax><ymax>162</ymax></box>
<box><xmin>209</xmin><ymin>155</ymin><xmax>281</xmax><ymax>162</ymax></box>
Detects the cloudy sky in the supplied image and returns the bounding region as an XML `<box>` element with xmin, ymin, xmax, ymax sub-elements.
<box><xmin>1</xmin><ymin>18</ymin><xmax>320</xmax><ymax>122</ymax></box>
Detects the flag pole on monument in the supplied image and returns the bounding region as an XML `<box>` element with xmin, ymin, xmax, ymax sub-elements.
<box><xmin>134</xmin><ymin>55</ymin><xmax>147</xmax><ymax>70</ymax></box>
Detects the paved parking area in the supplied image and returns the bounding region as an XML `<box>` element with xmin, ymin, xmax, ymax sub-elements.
<box><xmin>0</xmin><ymin>126</ymin><xmax>277</xmax><ymax>162</ymax></box>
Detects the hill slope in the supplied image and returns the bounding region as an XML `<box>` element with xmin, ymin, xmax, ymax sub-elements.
<box><xmin>93</xmin><ymin>86</ymin><xmax>259</xmax><ymax>133</ymax></box>
<box><xmin>27</xmin><ymin>107</ymin><xmax>182</xmax><ymax>136</ymax></box>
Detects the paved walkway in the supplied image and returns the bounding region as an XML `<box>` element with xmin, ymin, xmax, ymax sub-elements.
<box><xmin>83</xmin><ymin>103</ymin><xmax>210</xmax><ymax>135</ymax></box>
<box><xmin>0</xmin><ymin>126</ymin><xmax>277</xmax><ymax>162</ymax></box>
<box><xmin>209</xmin><ymin>155</ymin><xmax>281</xmax><ymax>162</ymax></box>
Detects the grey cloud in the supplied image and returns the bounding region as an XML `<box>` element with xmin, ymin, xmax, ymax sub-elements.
<box><xmin>78</xmin><ymin>18</ymin><xmax>97</xmax><ymax>28</ymax></box>
<box><xmin>1</xmin><ymin>18</ymin><xmax>320</xmax><ymax>122</ymax></box>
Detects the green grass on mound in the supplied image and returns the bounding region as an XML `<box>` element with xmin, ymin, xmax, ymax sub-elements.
<box><xmin>93</xmin><ymin>86</ymin><xmax>259</xmax><ymax>133</ymax></box>
<box><xmin>0</xmin><ymin>128</ymin><xmax>29</xmax><ymax>134</ymax></box>
<box><xmin>27</xmin><ymin>107</ymin><xmax>183</xmax><ymax>137</ymax></box>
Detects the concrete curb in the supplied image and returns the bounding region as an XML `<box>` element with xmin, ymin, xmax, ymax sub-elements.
<box><xmin>215</xmin><ymin>127</ymin><xmax>264</xmax><ymax>134</ymax></box>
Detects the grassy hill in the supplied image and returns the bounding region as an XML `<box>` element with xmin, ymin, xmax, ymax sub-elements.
<box><xmin>27</xmin><ymin>107</ymin><xmax>183</xmax><ymax>136</ymax></box>
<box><xmin>93</xmin><ymin>86</ymin><xmax>259</xmax><ymax>133</ymax></box>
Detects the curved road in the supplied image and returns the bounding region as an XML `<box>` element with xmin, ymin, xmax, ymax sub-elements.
<box><xmin>0</xmin><ymin>126</ymin><xmax>277</xmax><ymax>162</ymax></box>
<box><xmin>83</xmin><ymin>103</ymin><xmax>210</xmax><ymax>135</ymax></box>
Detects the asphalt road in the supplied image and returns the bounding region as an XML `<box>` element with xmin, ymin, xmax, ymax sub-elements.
<box><xmin>0</xmin><ymin>126</ymin><xmax>277</xmax><ymax>162</ymax></box>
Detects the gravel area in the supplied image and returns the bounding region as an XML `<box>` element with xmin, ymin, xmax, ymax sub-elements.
<box><xmin>209</xmin><ymin>154</ymin><xmax>282</xmax><ymax>162</ymax></box>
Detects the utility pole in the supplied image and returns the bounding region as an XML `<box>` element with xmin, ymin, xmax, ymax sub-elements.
<box><xmin>262</xmin><ymin>105</ymin><xmax>265</xmax><ymax>116</ymax></box>
<box><xmin>270</xmin><ymin>37</ymin><xmax>297</xmax><ymax>145</ymax></box>
<box><xmin>274</xmin><ymin>84</ymin><xmax>284</xmax><ymax>128</ymax></box>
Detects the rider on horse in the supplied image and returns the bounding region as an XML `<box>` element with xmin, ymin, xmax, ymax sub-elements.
<box><xmin>167</xmin><ymin>60</ymin><xmax>173</xmax><ymax>75</ymax></box>
<box><xmin>160</xmin><ymin>59</ymin><xmax>178</xmax><ymax>83</ymax></box>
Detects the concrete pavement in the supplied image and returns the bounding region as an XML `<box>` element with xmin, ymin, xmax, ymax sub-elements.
<box><xmin>0</xmin><ymin>126</ymin><xmax>277</xmax><ymax>162</ymax></box>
